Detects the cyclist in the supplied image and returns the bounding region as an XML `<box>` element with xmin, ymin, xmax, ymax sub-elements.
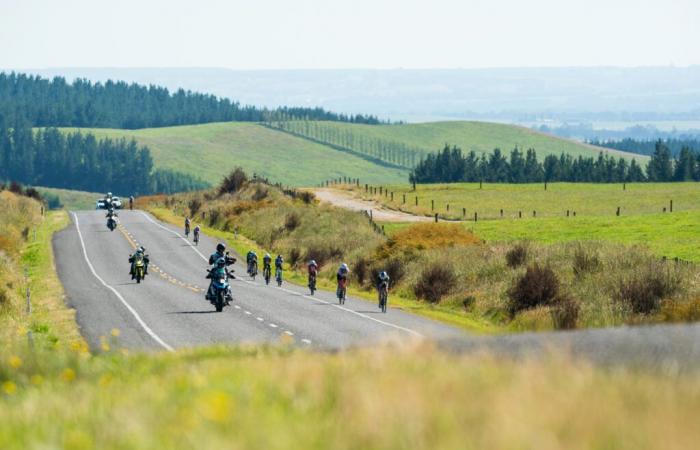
<box><xmin>274</xmin><ymin>254</ymin><xmax>284</xmax><ymax>283</ymax></box>
<box><xmin>129</xmin><ymin>195</ymin><xmax>134</xmax><ymax>210</ymax></box>
<box><xmin>377</xmin><ymin>271</ymin><xmax>390</xmax><ymax>308</ymax></box>
<box><xmin>262</xmin><ymin>253</ymin><xmax>272</xmax><ymax>283</ymax></box>
<box><xmin>336</xmin><ymin>263</ymin><xmax>349</xmax><ymax>301</ymax></box>
<box><xmin>246</xmin><ymin>250</ymin><xmax>258</xmax><ymax>276</ymax></box>
<box><xmin>193</xmin><ymin>225</ymin><xmax>200</xmax><ymax>245</ymax></box>
<box><xmin>308</xmin><ymin>259</ymin><xmax>318</xmax><ymax>288</ymax></box>
<box><xmin>184</xmin><ymin>217</ymin><xmax>191</xmax><ymax>237</ymax></box>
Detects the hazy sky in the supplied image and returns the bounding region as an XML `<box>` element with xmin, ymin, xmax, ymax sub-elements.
<box><xmin>1</xmin><ymin>0</ymin><xmax>698</xmax><ymax>69</ymax></box>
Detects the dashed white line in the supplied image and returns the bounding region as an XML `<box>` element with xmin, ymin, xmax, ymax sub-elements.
<box><xmin>244</xmin><ymin>311</ymin><xmax>251</xmax><ymax>315</ymax></box>
<box><xmin>269</xmin><ymin>323</ymin><xmax>278</xmax><ymax>328</ymax></box>
<box><xmin>301</xmin><ymin>339</ymin><xmax>312</xmax><ymax>345</ymax></box>
<box><xmin>285</xmin><ymin>331</ymin><xmax>294</xmax><ymax>336</ymax></box>
<box><xmin>234</xmin><ymin>305</ymin><xmax>241</xmax><ymax>309</ymax></box>
<box><xmin>256</xmin><ymin>317</ymin><xmax>264</xmax><ymax>322</ymax></box>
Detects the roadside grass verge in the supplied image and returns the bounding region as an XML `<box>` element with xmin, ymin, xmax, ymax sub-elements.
<box><xmin>0</xmin><ymin>191</ymin><xmax>83</xmax><ymax>349</ymax></box>
<box><xmin>1</xmin><ymin>343</ymin><xmax>699</xmax><ymax>450</ymax></box>
<box><xmin>35</xmin><ymin>186</ymin><xmax>102</xmax><ymax>211</ymax></box>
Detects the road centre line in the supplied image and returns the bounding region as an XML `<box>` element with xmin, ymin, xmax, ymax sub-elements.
<box><xmin>72</xmin><ymin>213</ymin><xmax>174</xmax><ymax>352</ymax></box>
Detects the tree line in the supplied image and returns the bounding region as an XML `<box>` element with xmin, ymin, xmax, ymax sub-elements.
<box><xmin>0</xmin><ymin>115</ymin><xmax>208</xmax><ymax>194</ymax></box>
<box><xmin>411</xmin><ymin>141</ymin><xmax>698</xmax><ymax>183</ymax></box>
<box><xmin>265</xmin><ymin>120</ymin><xmax>423</xmax><ymax>168</ymax></box>
<box><xmin>0</xmin><ymin>72</ymin><xmax>383</xmax><ymax>129</ymax></box>
<box><xmin>590</xmin><ymin>137</ymin><xmax>700</xmax><ymax>158</ymax></box>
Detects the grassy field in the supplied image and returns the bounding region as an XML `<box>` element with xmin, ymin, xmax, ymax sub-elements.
<box><xmin>302</xmin><ymin>120</ymin><xmax>645</xmax><ymax>161</ymax></box>
<box><xmin>344</xmin><ymin>182</ymin><xmax>700</xmax><ymax>261</ymax></box>
<box><xmin>35</xmin><ymin>187</ymin><xmax>102</xmax><ymax>211</ymax></box>
<box><xmin>59</xmin><ymin>123</ymin><xmax>408</xmax><ymax>186</ymax></box>
<box><xmin>2</xmin><ymin>343</ymin><xmax>700</xmax><ymax>450</ymax></box>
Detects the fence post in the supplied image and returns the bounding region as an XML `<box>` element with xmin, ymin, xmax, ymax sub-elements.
<box><xmin>500</xmin><ymin>209</ymin><xmax>503</xmax><ymax>218</ymax></box>
<box><xmin>462</xmin><ymin>208</ymin><xmax>466</xmax><ymax>218</ymax></box>
<box><xmin>670</xmin><ymin>200</ymin><xmax>673</xmax><ymax>212</ymax></box>
<box><xmin>544</xmin><ymin>181</ymin><xmax>547</xmax><ymax>191</ymax></box>
<box><xmin>573</xmin><ymin>211</ymin><xmax>576</xmax><ymax>217</ymax></box>
<box><xmin>446</xmin><ymin>204</ymin><xmax>449</xmax><ymax>212</ymax></box>
<box><xmin>479</xmin><ymin>180</ymin><xmax>483</xmax><ymax>190</ymax></box>
<box><xmin>431</xmin><ymin>199</ymin><xmax>434</xmax><ymax>211</ymax></box>
<box><xmin>380</xmin><ymin>187</ymin><xmax>383</xmax><ymax>195</ymax></box>
<box><xmin>519</xmin><ymin>211</ymin><xmax>522</xmax><ymax>218</ymax></box>
<box><xmin>663</xmin><ymin>207</ymin><xmax>666</xmax><ymax>213</ymax></box>
<box><xmin>403</xmin><ymin>194</ymin><xmax>406</xmax><ymax>204</ymax></box>
<box><xmin>533</xmin><ymin>210</ymin><xmax>536</xmax><ymax>218</ymax></box>
<box><xmin>567</xmin><ymin>210</ymin><xmax>569</xmax><ymax>217</ymax></box>
<box><xmin>474</xmin><ymin>212</ymin><xmax>478</xmax><ymax>222</ymax></box>
<box><xmin>365</xmin><ymin>184</ymin><xmax>368</xmax><ymax>192</ymax></box>
<box><xmin>415</xmin><ymin>196</ymin><xmax>418</xmax><ymax>206</ymax></box>
<box><xmin>616</xmin><ymin>207</ymin><xmax>620</xmax><ymax>216</ymax></box>
<box><xmin>434</xmin><ymin>213</ymin><xmax>438</xmax><ymax>223</ymax></box>
<box><xmin>623</xmin><ymin>183</ymin><xmax>626</xmax><ymax>191</ymax></box>
<box><xmin>370</xmin><ymin>210</ymin><xmax>373</xmax><ymax>221</ymax></box>
<box><xmin>390</xmin><ymin>192</ymin><xmax>394</xmax><ymax>201</ymax></box>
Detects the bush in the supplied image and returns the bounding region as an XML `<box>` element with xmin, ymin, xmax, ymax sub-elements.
<box><xmin>505</xmin><ymin>244</ymin><xmax>528</xmax><ymax>268</ymax></box>
<box><xmin>414</xmin><ymin>263</ymin><xmax>457</xmax><ymax>304</ymax></box>
<box><xmin>188</xmin><ymin>197</ymin><xmax>202</xmax><ymax>216</ymax></box>
<box><xmin>218</xmin><ymin>167</ymin><xmax>248</xmax><ymax>195</ymax></box>
<box><xmin>284</xmin><ymin>212</ymin><xmax>301</xmax><ymax>232</ymax></box>
<box><xmin>572</xmin><ymin>246</ymin><xmax>600</xmax><ymax>277</ymax></box>
<box><xmin>252</xmin><ymin>186</ymin><xmax>269</xmax><ymax>201</ymax></box>
<box><xmin>508</xmin><ymin>263</ymin><xmax>560</xmax><ymax>317</ymax></box>
<box><xmin>299</xmin><ymin>191</ymin><xmax>315</xmax><ymax>204</ymax></box>
<box><xmin>615</xmin><ymin>262</ymin><xmax>682</xmax><ymax>314</ymax></box>
<box><xmin>44</xmin><ymin>193</ymin><xmax>63</xmax><ymax>210</ymax></box>
<box><xmin>551</xmin><ymin>295</ymin><xmax>580</xmax><ymax>329</ymax></box>
<box><xmin>288</xmin><ymin>248</ymin><xmax>302</xmax><ymax>268</ymax></box>
<box><xmin>354</xmin><ymin>257</ymin><xmax>370</xmax><ymax>285</ymax></box>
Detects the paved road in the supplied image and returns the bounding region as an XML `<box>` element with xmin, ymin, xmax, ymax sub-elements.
<box><xmin>54</xmin><ymin>210</ymin><xmax>462</xmax><ymax>351</ymax></box>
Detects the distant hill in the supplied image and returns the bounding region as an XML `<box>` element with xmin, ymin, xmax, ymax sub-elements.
<box><xmin>58</xmin><ymin>120</ymin><xmax>642</xmax><ymax>188</ymax></box>
<box><xmin>59</xmin><ymin>123</ymin><xmax>409</xmax><ymax>187</ymax></box>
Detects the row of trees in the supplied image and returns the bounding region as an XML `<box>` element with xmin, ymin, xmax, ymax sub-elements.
<box><xmin>591</xmin><ymin>137</ymin><xmax>700</xmax><ymax>158</ymax></box>
<box><xmin>265</xmin><ymin>120</ymin><xmax>422</xmax><ymax>168</ymax></box>
<box><xmin>0</xmin><ymin>73</ymin><xmax>383</xmax><ymax>129</ymax></box>
<box><xmin>0</xmin><ymin>116</ymin><xmax>208</xmax><ymax>194</ymax></box>
<box><xmin>411</xmin><ymin>142</ymin><xmax>697</xmax><ymax>183</ymax></box>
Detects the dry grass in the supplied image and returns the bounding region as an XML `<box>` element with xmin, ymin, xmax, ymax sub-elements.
<box><xmin>1</xmin><ymin>343</ymin><xmax>699</xmax><ymax>450</ymax></box>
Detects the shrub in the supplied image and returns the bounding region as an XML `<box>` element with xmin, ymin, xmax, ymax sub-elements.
<box><xmin>252</xmin><ymin>186</ymin><xmax>269</xmax><ymax>201</ymax></box>
<box><xmin>354</xmin><ymin>257</ymin><xmax>370</xmax><ymax>285</ymax></box>
<box><xmin>284</xmin><ymin>212</ymin><xmax>301</xmax><ymax>232</ymax></box>
<box><xmin>413</xmin><ymin>263</ymin><xmax>457</xmax><ymax>304</ymax></box>
<box><xmin>551</xmin><ymin>295</ymin><xmax>580</xmax><ymax>329</ymax></box>
<box><xmin>288</xmin><ymin>248</ymin><xmax>302</xmax><ymax>268</ymax></box>
<box><xmin>299</xmin><ymin>191</ymin><xmax>315</xmax><ymax>204</ymax></box>
<box><xmin>218</xmin><ymin>167</ymin><xmax>248</xmax><ymax>195</ymax></box>
<box><xmin>572</xmin><ymin>246</ymin><xmax>600</xmax><ymax>277</ymax></box>
<box><xmin>188</xmin><ymin>197</ymin><xmax>202</xmax><ymax>216</ymax></box>
<box><xmin>615</xmin><ymin>262</ymin><xmax>682</xmax><ymax>314</ymax></box>
<box><xmin>508</xmin><ymin>263</ymin><xmax>560</xmax><ymax>317</ymax></box>
<box><xmin>505</xmin><ymin>244</ymin><xmax>528</xmax><ymax>268</ymax></box>
<box><xmin>380</xmin><ymin>223</ymin><xmax>479</xmax><ymax>258</ymax></box>
<box><xmin>208</xmin><ymin>209</ymin><xmax>221</xmax><ymax>226</ymax></box>
<box><xmin>0</xmin><ymin>288</ymin><xmax>8</xmax><ymax>308</ymax></box>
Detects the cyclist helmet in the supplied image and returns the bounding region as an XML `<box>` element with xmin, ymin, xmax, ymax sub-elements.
<box><xmin>309</xmin><ymin>259</ymin><xmax>317</xmax><ymax>266</ymax></box>
<box><xmin>216</xmin><ymin>243</ymin><xmax>226</xmax><ymax>253</ymax></box>
<box><xmin>379</xmin><ymin>271</ymin><xmax>389</xmax><ymax>281</ymax></box>
<box><xmin>265</xmin><ymin>253</ymin><xmax>271</xmax><ymax>259</ymax></box>
<box><xmin>339</xmin><ymin>263</ymin><xmax>349</xmax><ymax>273</ymax></box>
<box><xmin>216</xmin><ymin>257</ymin><xmax>226</xmax><ymax>269</ymax></box>
<box><xmin>107</xmin><ymin>192</ymin><xmax>112</xmax><ymax>197</ymax></box>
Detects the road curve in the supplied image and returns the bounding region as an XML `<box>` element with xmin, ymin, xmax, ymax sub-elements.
<box><xmin>54</xmin><ymin>210</ymin><xmax>462</xmax><ymax>351</ymax></box>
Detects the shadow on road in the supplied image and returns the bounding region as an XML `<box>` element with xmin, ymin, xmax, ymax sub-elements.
<box><xmin>167</xmin><ymin>310</ymin><xmax>219</xmax><ymax>315</ymax></box>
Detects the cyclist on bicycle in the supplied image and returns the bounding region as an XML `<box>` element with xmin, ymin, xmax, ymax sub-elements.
<box><xmin>337</xmin><ymin>263</ymin><xmax>349</xmax><ymax>292</ymax></box>
<box><xmin>308</xmin><ymin>259</ymin><xmax>318</xmax><ymax>279</ymax></box>
<box><xmin>193</xmin><ymin>225</ymin><xmax>200</xmax><ymax>244</ymax></box>
<box><xmin>246</xmin><ymin>250</ymin><xmax>258</xmax><ymax>275</ymax></box>
<box><xmin>377</xmin><ymin>271</ymin><xmax>390</xmax><ymax>307</ymax></box>
<box><xmin>184</xmin><ymin>217</ymin><xmax>191</xmax><ymax>236</ymax></box>
<box><xmin>263</xmin><ymin>253</ymin><xmax>272</xmax><ymax>272</ymax></box>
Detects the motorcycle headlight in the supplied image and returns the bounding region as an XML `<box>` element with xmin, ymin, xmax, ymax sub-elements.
<box><xmin>219</xmin><ymin>278</ymin><xmax>226</xmax><ymax>283</ymax></box>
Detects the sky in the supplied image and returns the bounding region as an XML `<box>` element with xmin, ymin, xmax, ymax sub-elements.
<box><xmin>1</xmin><ymin>0</ymin><xmax>698</xmax><ymax>70</ymax></box>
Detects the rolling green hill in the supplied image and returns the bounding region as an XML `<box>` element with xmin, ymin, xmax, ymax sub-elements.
<box><xmin>280</xmin><ymin>120</ymin><xmax>645</xmax><ymax>161</ymax></box>
<box><xmin>59</xmin><ymin>123</ymin><xmax>409</xmax><ymax>187</ymax></box>
<box><xmin>58</xmin><ymin>121</ymin><xmax>643</xmax><ymax>188</ymax></box>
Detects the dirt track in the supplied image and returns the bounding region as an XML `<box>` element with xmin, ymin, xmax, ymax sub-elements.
<box><xmin>313</xmin><ymin>188</ymin><xmax>432</xmax><ymax>222</ymax></box>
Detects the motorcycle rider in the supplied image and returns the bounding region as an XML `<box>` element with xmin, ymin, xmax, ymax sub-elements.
<box><xmin>207</xmin><ymin>243</ymin><xmax>235</xmax><ymax>299</ymax></box>
<box><xmin>206</xmin><ymin>257</ymin><xmax>232</xmax><ymax>304</ymax></box>
<box><xmin>128</xmin><ymin>246</ymin><xmax>150</xmax><ymax>279</ymax></box>
<box><xmin>377</xmin><ymin>271</ymin><xmax>390</xmax><ymax>306</ymax></box>
<box><xmin>104</xmin><ymin>192</ymin><xmax>113</xmax><ymax>210</ymax></box>
<box><xmin>106</xmin><ymin>206</ymin><xmax>118</xmax><ymax>228</ymax></box>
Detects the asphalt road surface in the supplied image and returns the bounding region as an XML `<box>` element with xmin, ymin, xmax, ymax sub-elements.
<box><xmin>54</xmin><ymin>210</ymin><xmax>462</xmax><ymax>351</ymax></box>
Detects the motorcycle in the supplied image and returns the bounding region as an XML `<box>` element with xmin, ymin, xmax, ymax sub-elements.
<box><xmin>337</xmin><ymin>278</ymin><xmax>347</xmax><ymax>305</ymax></box>
<box><xmin>378</xmin><ymin>281</ymin><xmax>389</xmax><ymax>313</ymax></box>
<box><xmin>206</xmin><ymin>269</ymin><xmax>233</xmax><ymax>312</ymax></box>
<box><xmin>133</xmin><ymin>253</ymin><xmax>146</xmax><ymax>284</ymax></box>
<box><xmin>308</xmin><ymin>273</ymin><xmax>316</xmax><ymax>295</ymax></box>
<box><xmin>107</xmin><ymin>216</ymin><xmax>117</xmax><ymax>231</ymax></box>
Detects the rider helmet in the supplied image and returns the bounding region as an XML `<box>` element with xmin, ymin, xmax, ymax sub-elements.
<box><xmin>309</xmin><ymin>259</ymin><xmax>317</xmax><ymax>266</ymax></box>
<box><xmin>379</xmin><ymin>271</ymin><xmax>389</xmax><ymax>281</ymax></box>
<box><xmin>107</xmin><ymin>192</ymin><xmax>112</xmax><ymax>197</ymax></box>
<box><xmin>265</xmin><ymin>253</ymin><xmax>271</xmax><ymax>259</ymax></box>
<box><xmin>216</xmin><ymin>243</ymin><xmax>226</xmax><ymax>253</ymax></box>
<box><xmin>339</xmin><ymin>263</ymin><xmax>349</xmax><ymax>273</ymax></box>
